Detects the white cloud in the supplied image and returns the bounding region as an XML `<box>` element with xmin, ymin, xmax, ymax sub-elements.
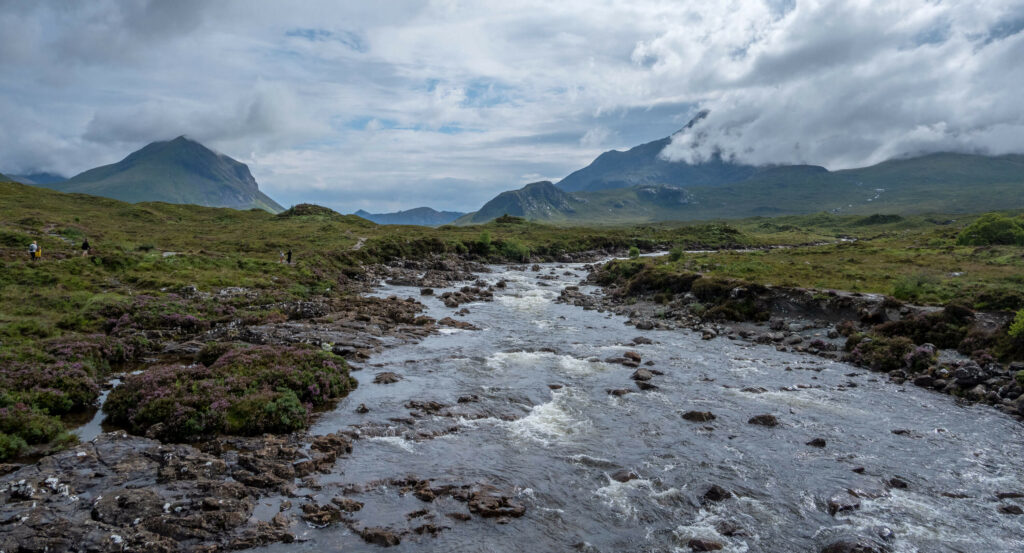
<box><xmin>0</xmin><ymin>0</ymin><xmax>1021</xmax><ymax>210</ymax></box>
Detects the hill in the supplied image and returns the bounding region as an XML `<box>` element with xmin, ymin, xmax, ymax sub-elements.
<box><xmin>459</xmin><ymin>181</ymin><xmax>580</xmax><ymax>224</ymax></box>
<box><xmin>354</xmin><ymin>207</ymin><xmax>464</xmax><ymax>226</ymax></box>
<box><xmin>46</xmin><ymin>137</ymin><xmax>283</xmax><ymax>213</ymax></box>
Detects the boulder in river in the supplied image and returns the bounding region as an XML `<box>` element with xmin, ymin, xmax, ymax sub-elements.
<box><xmin>702</xmin><ymin>484</ymin><xmax>732</xmax><ymax>502</ymax></box>
<box><xmin>748</xmin><ymin>414</ymin><xmax>779</xmax><ymax>427</ymax></box>
<box><xmin>610</xmin><ymin>469</ymin><xmax>639</xmax><ymax>483</ymax></box>
<box><xmin>373</xmin><ymin>372</ymin><xmax>403</xmax><ymax>384</ymax></box>
<box><xmin>688</xmin><ymin>538</ymin><xmax>725</xmax><ymax>551</ymax></box>
<box><xmin>682</xmin><ymin>411</ymin><xmax>716</xmax><ymax>422</ymax></box>
<box><xmin>820</xmin><ymin>539</ymin><xmax>888</xmax><ymax>553</ymax></box>
<box><xmin>631</xmin><ymin>368</ymin><xmax>654</xmax><ymax>381</ymax></box>
<box><xmin>807</xmin><ymin>438</ymin><xmax>827</xmax><ymax>448</ymax></box>
<box><xmin>360</xmin><ymin>526</ymin><xmax>401</xmax><ymax>546</ymax></box>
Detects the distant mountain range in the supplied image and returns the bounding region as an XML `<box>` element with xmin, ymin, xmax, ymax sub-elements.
<box><xmin>9</xmin><ymin>172</ymin><xmax>67</xmax><ymax>185</ymax></box>
<box><xmin>16</xmin><ymin>137</ymin><xmax>283</xmax><ymax>213</ymax></box>
<box><xmin>354</xmin><ymin>207</ymin><xmax>465</xmax><ymax>226</ymax></box>
<box><xmin>456</xmin><ymin>125</ymin><xmax>1024</xmax><ymax>224</ymax></box>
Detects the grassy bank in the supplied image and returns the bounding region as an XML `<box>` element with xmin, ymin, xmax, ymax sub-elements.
<box><xmin>0</xmin><ymin>181</ymin><xmax>781</xmax><ymax>459</ymax></box>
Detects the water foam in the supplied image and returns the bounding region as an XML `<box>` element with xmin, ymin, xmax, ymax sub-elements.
<box><xmin>509</xmin><ymin>389</ymin><xmax>590</xmax><ymax>444</ymax></box>
<box><xmin>366</xmin><ymin>436</ymin><xmax>416</xmax><ymax>453</ymax></box>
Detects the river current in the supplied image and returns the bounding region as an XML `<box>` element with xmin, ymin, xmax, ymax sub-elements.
<box><xmin>250</xmin><ymin>262</ymin><xmax>1024</xmax><ymax>552</ymax></box>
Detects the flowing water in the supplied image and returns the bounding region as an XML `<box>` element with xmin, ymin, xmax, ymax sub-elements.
<box><xmin>252</xmin><ymin>262</ymin><xmax>1024</xmax><ymax>552</ymax></box>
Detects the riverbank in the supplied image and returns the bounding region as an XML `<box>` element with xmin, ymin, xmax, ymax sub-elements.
<box><xmin>566</xmin><ymin>256</ymin><xmax>1024</xmax><ymax>421</ymax></box>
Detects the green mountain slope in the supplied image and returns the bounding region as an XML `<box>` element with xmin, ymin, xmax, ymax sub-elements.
<box><xmin>50</xmin><ymin>137</ymin><xmax>283</xmax><ymax>213</ymax></box>
<box><xmin>354</xmin><ymin>207</ymin><xmax>465</xmax><ymax>226</ymax></box>
<box><xmin>463</xmin><ymin>153</ymin><xmax>1024</xmax><ymax>224</ymax></box>
<box><xmin>461</xmin><ymin>181</ymin><xmax>579</xmax><ymax>223</ymax></box>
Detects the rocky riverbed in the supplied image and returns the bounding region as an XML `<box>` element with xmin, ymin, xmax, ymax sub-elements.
<box><xmin>4</xmin><ymin>256</ymin><xmax>1024</xmax><ymax>552</ymax></box>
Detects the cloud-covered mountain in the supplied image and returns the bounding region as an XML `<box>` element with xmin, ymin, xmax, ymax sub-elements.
<box><xmin>44</xmin><ymin>137</ymin><xmax>283</xmax><ymax>213</ymax></box>
<box><xmin>353</xmin><ymin>207</ymin><xmax>465</xmax><ymax>226</ymax></box>
<box><xmin>463</xmin><ymin>148</ymin><xmax>1024</xmax><ymax>225</ymax></box>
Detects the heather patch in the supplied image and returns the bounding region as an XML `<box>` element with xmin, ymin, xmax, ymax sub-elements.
<box><xmin>104</xmin><ymin>344</ymin><xmax>356</xmax><ymax>441</ymax></box>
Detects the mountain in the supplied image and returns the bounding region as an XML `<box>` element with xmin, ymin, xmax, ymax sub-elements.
<box><xmin>354</xmin><ymin>207</ymin><xmax>465</xmax><ymax>226</ymax></box>
<box><xmin>460</xmin><ymin>152</ymin><xmax>1024</xmax><ymax>224</ymax></box>
<box><xmin>556</xmin><ymin>111</ymin><xmax>760</xmax><ymax>192</ymax></box>
<box><xmin>459</xmin><ymin>181</ymin><xmax>580</xmax><ymax>224</ymax></box>
<box><xmin>46</xmin><ymin>137</ymin><xmax>283</xmax><ymax>213</ymax></box>
<box><xmin>9</xmin><ymin>172</ymin><xmax>66</xmax><ymax>185</ymax></box>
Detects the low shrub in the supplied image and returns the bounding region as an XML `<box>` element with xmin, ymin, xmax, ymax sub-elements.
<box><xmin>0</xmin><ymin>432</ymin><xmax>27</xmax><ymax>460</ymax></box>
<box><xmin>956</xmin><ymin>213</ymin><xmax>1024</xmax><ymax>246</ymax></box>
<box><xmin>104</xmin><ymin>344</ymin><xmax>356</xmax><ymax>441</ymax></box>
<box><xmin>846</xmin><ymin>334</ymin><xmax>916</xmax><ymax>372</ymax></box>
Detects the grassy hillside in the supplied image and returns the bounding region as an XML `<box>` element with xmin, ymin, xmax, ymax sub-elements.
<box><xmin>465</xmin><ymin>153</ymin><xmax>1024</xmax><ymax>225</ymax></box>
<box><xmin>52</xmin><ymin>137</ymin><xmax>284</xmax><ymax>213</ymax></box>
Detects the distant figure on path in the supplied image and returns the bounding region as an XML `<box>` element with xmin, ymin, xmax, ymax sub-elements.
<box><xmin>279</xmin><ymin>251</ymin><xmax>286</xmax><ymax>263</ymax></box>
<box><xmin>29</xmin><ymin>241</ymin><xmax>38</xmax><ymax>261</ymax></box>
<box><xmin>287</xmin><ymin>249</ymin><xmax>292</xmax><ymax>264</ymax></box>
<box><xmin>81</xmin><ymin>238</ymin><xmax>90</xmax><ymax>257</ymax></box>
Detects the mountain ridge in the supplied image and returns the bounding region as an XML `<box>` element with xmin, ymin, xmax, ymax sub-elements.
<box><xmin>354</xmin><ymin>206</ymin><xmax>465</xmax><ymax>226</ymax></box>
<box><xmin>44</xmin><ymin>137</ymin><xmax>283</xmax><ymax>213</ymax></box>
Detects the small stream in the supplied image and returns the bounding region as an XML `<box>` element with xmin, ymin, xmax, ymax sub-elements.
<box><xmin>236</xmin><ymin>262</ymin><xmax>1024</xmax><ymax>552</ymax></box>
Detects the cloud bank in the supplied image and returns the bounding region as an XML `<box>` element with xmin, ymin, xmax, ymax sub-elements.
<box><xmin>0</xmin><ymin>1</ymin><xmax>1021</xmax><ymax>211</ymax></box>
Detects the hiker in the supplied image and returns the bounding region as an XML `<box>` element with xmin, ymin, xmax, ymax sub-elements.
<box><xmin>279</xmin><ymin>251</ymin><xmax>286</xmax><ymax>263</ymax></box>
<box><xmin>81</xmin><ymin>238</ymin><xmax>91</xmax><ymax>257</ymax></box>
<box><xmin>28</xmin><ymin>241</ymin><xmax>38</xmax><ymax>261</ymax></box>
<box><xmin>287</xmin><ymin>249</ymin><xmax>292</xmax><ymax>264</ymax></box>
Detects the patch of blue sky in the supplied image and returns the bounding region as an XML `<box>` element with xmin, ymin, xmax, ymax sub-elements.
<box><xmin>339</xmin><ymin>116</ymin><xmax>399</xmax><ymax>131</ymax></box>
<box><xmin>460</xmin><ymin>78</ymin><xmax>516</xmax><ymax>108</ymax></box>
<box><xmin>285</xmin><ymin>28</ymin><xmax>367</xmax><ymax>52</ymax></box>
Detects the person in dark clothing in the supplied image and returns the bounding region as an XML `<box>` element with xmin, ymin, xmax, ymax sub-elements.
<box><xmin>81</xmin><ymin>238</ymin><xmax>91</xmax><ymax>257</ymax></box>
<box><xmin>286</xmin><ymin>249</ymin><xmax>292</xmax><ymax>264</ymax></box>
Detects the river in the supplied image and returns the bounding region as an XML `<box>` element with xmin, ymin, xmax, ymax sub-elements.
<box><xmin>248</xmin><ymin>261</ymin><xmax>1024</xmax><ymax>552</ymax></box>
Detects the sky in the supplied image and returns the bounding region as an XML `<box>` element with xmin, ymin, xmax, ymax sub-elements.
<box><xmin>1</xmin><ymin>0</ymin><xmax>1023</xmax><ymax>213</ymax></box>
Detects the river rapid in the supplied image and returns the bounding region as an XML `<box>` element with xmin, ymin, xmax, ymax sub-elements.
<box><xmin>251</xmin><ymin>261</ymin><xmax>1024</xmax><ymax>553</ymax></box>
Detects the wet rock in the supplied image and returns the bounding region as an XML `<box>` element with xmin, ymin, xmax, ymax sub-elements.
<box><xmin>624</xmin><ymin>351</ymin><xmax>642</xmax><ymax>363</ymax></box>
<box><xmin>635</xmin><ymin>319</ymin><xmax>655</xmax><ymax>330</ymax></box>
<box><xmin>420</xmin><ymin>288</ymin><xmax>434</xmax><ymax>296</ymax></box>
<box><xmin>91</xmin><ymin>488</ymin><xmax>164</xmax><ymax>526</ymax></box>
<box><xmin>406</xmin><ymin>400</ymin><xmax>448</xmax><ymax>414</ymax></box>
<box><xmin>607</xmin><ymin>388</ymin><xmax>631</xmax><ymax>397</ymax></box>
<box><xmin>447</xmin><ymin>512</ymin><xmax>472</xmax><ymax>521</ymax></box>
<box><xmin>301</xmin><ymin>502</ymin><xmax>342</xmax><ymax>526</ymax></box>
<box><xmin>682</xmin><ymin>411</ymin><xmax>716</xmax><ymax>422</ymax></box>
<box><xmin>356</xmin><ymin>403</ymin><xmax>370</xmax><ymax>414</ymax></box>
<box><xmin>360</xmin><ymin>526</ymin><xmax>401</xmax><ymax>546</ymax></box>
<box><xmin>610</xmin><ymin>469</ymin><xmax>639</xmax><ymax>483</ymax></box>
<box><xmin>632</xmin><ymin>336</ymin><xmax>653</xmax><ymax>345</ymax></box>
<box><xmin>549</xmin><ymin>384</ymin><xmax>564</xmax><ymax>390</ymax></box>
<box><xmin>688</xmin><ymin>538</ymin><xmax>725</xmax><ymax>551</ymax></box>
<box><xmin>438</xmin><ymin>316</ymin><xmax>479</xmax><ymax>331</ymax></box>
<box><xmin>457</xmin><ymin>394</ymin><xmax>479</xmax><ymax>403</ymax></box>
<box><xmin>999</xmin><ymin>504</ymin><xmax>1024</xmax><ymax>515</ymax></box>
<box><xmin>331</xmin><ymin>497</ymin><xmax>364</xmax><ymax>512</ymax></box>
<box><xmin>631</xmin><ymin>369</ymin><xmax>654</xmax><ymax>381</ymax></box>
<box><xmin>741</xmin><ymin>386</ymin><xmax>768</xmax><ymax>394</ymax></box>
<box><xmin>807</xmin><ymin>438</ymin><xmax>827</xmax><ymax>448</ymax></box>
<box><xmin>748</xmin><ymin>414</ymin><xmax>779</xmax><ymax>427</ymax></box>
<box><xmin>827</xmin><ymin>494</ymin><xmax>861</xmax><ymax>516</ymax></box>
<box><xmin>912</xmin><ymin>375</ymin><xmax>934</xmax><ymax>387</ymax></box>
<box><xmin>820</xmin><ymin>539</ymin><xmax>887</xmax><ymax>553</ymax></box>
<box><xmin>852</xmin><ymin>467</ymin><xmax>866</xmax><ymax>474</ymax></box>
<box><xmin>702</xmin><ymin>485</ymin><xmax>731</xmax><ymax>502</ymax></box>
<box><xmin>373</xmin><ymin>371</ymin><xmax>403</xmax><ymax>384</ymax></box>
<box><xmin>466</xmin><ymin>488</ymin><xmax>526</xmax><ymax>518</ymax></box>
<box><xmin>886</xmin><ymin>477</ymin><xmax>909</xmax><ymax>489</ymax></box>
<box><xmin>635</xmin><ymin>381</ymin><xmax>659</xmax><ymax>391</ymax></box>
<box><xmin>311</xmin><ymin>433</ymin><xmax>353</xmax><ymax>455</ymax></box>
<box><xmin>995</xmin><ymin>491</ymin><xmax>1024</xmax><ymax>499</ymax></box>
